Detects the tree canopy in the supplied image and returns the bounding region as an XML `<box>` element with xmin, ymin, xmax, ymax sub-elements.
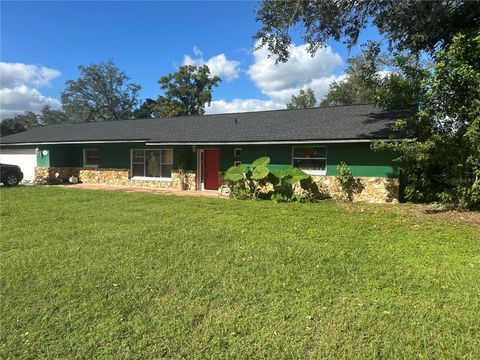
<box><xmin>156</xmin><ymin>65</ymin><xmax>221</xmax><ymax>117</ymax></box>
<box><xmin>134</xmin><ymin>98</ymin><xmax>159</xmax><ymax>119</ymax></box>
<box><xmin>254</xmin><ymin>0</ymin><xmax>480</xmax><ymax>62</ymax></box>
<box><xmin>39</xmin><ymin>105</ymin><xmax>68</xmax><ymax>125</ymax></box>
<box><xmin>0</xmin><ymin>105</ymin><xmax>70</xmax><ymax>136</ymax></box>
<box><xmin>320</xmin><ymin>42</ymin><xmax>382</xmax><ymax>107</ymax></box>
<box><xmin>286</xmin><ymin>88</ymin><xmax>317</xmax><ymax>109</ymax></box>
<box><xmin>0</xmin><ymin>112</ymin><xmax>40</xmax><ymax>137</ymax></box>
<box><xmin>373</xmin><ymin>33</ymin><xmax>480</xmax><ymax>209</ymax></box>
<box><xmin>61</xmin><ymin>60</ymin><xmax>141</xmax><ymax>122</ymax></box>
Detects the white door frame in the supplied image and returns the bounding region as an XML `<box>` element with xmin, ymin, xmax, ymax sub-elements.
<box><xmin>196</xmin><ymin>149</ymin><xmax>204</xmax><ymax>190</ymax></box>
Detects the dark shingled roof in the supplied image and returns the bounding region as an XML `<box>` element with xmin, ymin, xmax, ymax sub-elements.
<box><xmin>1</xmin><ymin>104</ymin><xmax>402</xmax><ymax>145</ymax></box>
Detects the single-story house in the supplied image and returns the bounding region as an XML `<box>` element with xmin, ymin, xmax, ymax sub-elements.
<box><xmin>0</xmin><ymin>104</ymin><xmax>402</xmax><ymax>202</ymax></box>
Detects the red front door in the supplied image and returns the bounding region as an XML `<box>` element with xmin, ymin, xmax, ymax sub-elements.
<box><xmin>204</xmin><ymin>149</ymin><xmax>220</xmax><ymax>190</ymax></box>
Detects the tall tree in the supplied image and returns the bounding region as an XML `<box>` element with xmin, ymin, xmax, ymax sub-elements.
<box><xmin>374</xmin><ymin>33</ymin><xmax>480</xmax><ymax>209</ymax></box>
<box><xmin>156</xmin><ymin>65</ymin><xmax>221</xmax><ymax>117</ymax></box>
<box><xmin>39</xmin><ymin>105</ymin><xmax>68</xmax><ymax>125</ymax></box>
<box><xmin>134</xmin><ymin>98</ymin><xmax>159</xmax><ymax>119</ymax></box>
<box><xmin>61</xmin><ymin>60</ymin><xmax>140</xmax><ymax>122</ymax></box>
<box><xmin>286</xmin><ymin>88</ymin><xmax>316</xmax><ymax>109</ymax></box>
<box><xmin>375</xmin><ymin>54</ymin><xmax>429</xmax><ymax>114</ymax></box>
<box><xmin>254</xmin><ymin>0</ymin><xmax>479</xmax><ymax>62</ymax></box>
<box><xmin>320</xmin><ymin>42</ymin><xmax>382</xmax><ymax>107</ymax></box>
<box><xmin>0</xmin><ymin>112</ymin><xmax>40</xmax><ymax>136</ymax></box>
<box><xmin>321</xmin><ymin>81</ymin><xmax>358</xmax><ymax>107</ymax></box>
<box><xmin>1</xmin><ymin>106</ymin><xmax>68</xmax><ymax>137</ymax></box>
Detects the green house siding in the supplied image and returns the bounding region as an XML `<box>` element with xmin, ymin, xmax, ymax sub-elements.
<box><xmin>36</xmin><ymin>144</ymin><xmax>194</xmax><ymax>170</ymax></box>
<box><xmin>26</xmin><ymin>141</ymin><xmax>397</xmax><ymax>179</ymax></box>
<box><xmin>48</xmin><ymin>145</ymin><xmax>83</xmax><ymax>167</ymax></box>
<box><xmin>325</xmin><ymin>143</ymin><xmax>398</xmax><ymax>178</ymax></box>
<box><xmin>210</xmin><ymin>143</ymin><xmax>398</xmax><ymax>178</ymax></box>
<box><xmin>37</xmin><ymin>151</ymin><xmax>50</xmax><ymax>167</ymax></box>
<box><xmin>242</xmin><ymin>145</ymin><xmax>292</xmax><ymax>166</ymax></box>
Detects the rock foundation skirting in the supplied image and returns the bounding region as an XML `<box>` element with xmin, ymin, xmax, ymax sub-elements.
<box><xmin>35</xmin><ymin>167</ymin><xmax>197</xmax><ymax>190</ymax></box>
<box><xmin>35</xmin><ymin>167</ymin><xmax>399</xmax><ymax>203</ymax></box>
<box><xmin>311</xmin><ymin>175</ymin><xmax>399</xmax><ymax>203</ymax></box>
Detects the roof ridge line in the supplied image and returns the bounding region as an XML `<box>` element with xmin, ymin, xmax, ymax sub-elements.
<box><xmin>134</xmin><ymin>103</ymin><xmax>378</xmax><ymax>122</ymax></box>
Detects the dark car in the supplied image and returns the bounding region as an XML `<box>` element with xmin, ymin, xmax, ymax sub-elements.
<box><xmin>0</xmin><ymin>163</ymin><xmax>24</xmax><ymax>187</ymax></box>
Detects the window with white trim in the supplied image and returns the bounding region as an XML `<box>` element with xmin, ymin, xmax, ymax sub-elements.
<box><xmin>83</xmin><ymin>148</ymin><xmax>99</xmax><ymax>167</ymax></box>
<box><xmin>292</xmin><ymin>146</ymin><xmax>327</xmax><ymax>175</ymax></box>
<box><xmin>131</xmin><ymin>149</ymin><xmax>173</xmax><ymax>179</ymax></box>
<box><xmin>234</xmin><ymin>160</ymin><xmax>242</xmax><ymax>166</ymax></box>
<box><xmin>234</xmin><ymin>148</ymin><xmax>242</xmax><ymax>157</ymax></box>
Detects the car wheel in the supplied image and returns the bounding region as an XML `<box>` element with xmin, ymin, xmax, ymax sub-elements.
<box><xmin>3</xmin><ymin>172</ymin><xmax>20</xmax><ymax>187</ymax></box>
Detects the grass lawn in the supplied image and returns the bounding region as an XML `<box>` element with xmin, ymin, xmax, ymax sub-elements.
<box><xmin>1</xmin><ymin>186</ymin><xmax>479</xmax><ymax>359</ymax></box>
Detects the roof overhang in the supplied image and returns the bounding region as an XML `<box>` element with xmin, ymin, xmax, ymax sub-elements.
<box><xmin>1</xmin><ymin>138</ymin><xmax>404</xmax><ymax>146</ymax></box>
<box><xmin>145</xmin><ymin>139</ymin><xmax>400</xmax><ymax>145</ymax></box>
<box><xmin>1</xmin><ymin>140</ymin><xmax>147</xmax><ymax>146</ymax></box>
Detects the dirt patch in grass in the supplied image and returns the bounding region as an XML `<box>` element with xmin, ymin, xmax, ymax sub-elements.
<box><xmin>340</xmin><ymin>202</ymin><xmax>480</xmax><ymax>226</ymax></box>
<box><xmin>414</xmin><ymin>206</ymin><xmax>480</xmax><ymax>225</ymax></box>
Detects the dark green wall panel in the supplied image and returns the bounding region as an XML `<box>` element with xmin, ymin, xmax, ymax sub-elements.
<box><xmin>37</xmin><ymin>152</ymin><xmax>50</xmax><ymax>167</ymax></box>
<box><xmin>208</xmin><ymin>143</ymin><xmax>397</xmax><ymax>178</ymax></box>
<box><xmin>45</xmin><ymin>143</ymin><xmax>194</xmax><ymax>170</ymax></box>
<box><xmin>325</xmin><ymin>143</ymin><xmax>399</xmax><ymax>178</ymax></box>
<box><xmin>27</xmin><ymin>141</ymin><xmax>397</xmax><ymax>178</ymax></box>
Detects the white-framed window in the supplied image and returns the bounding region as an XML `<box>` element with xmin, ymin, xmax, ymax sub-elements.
<box><xmin>292</xmin><ymin>146</ymin><xmax>327</xmax><ymax>175</ymax></box>
<box><xmin>131</xmin><ymin>149</ymin><xmax>173</xmax><ymax>180</ymax></box>
<box><xmin>234</xmin><ymin>148</ymin><xmax>242</xmax><ymax>157</ymax></box>
<box><xmin>83</xmin><ymin>148</ymin><xmax>99</xmax><ymax>167</ymax></box>
<box><xmin>234</xmin><ymin>160</ymin><xmax>242</xmax><ymax>166</ymax></box>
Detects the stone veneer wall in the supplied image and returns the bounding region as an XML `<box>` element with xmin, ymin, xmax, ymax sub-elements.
<box><xmin>35</xmin><ymin>167</ymin><xmax>197</xmax><ymax>190</ymax></box>
<box><xmin>218</xmin><ymin>175</ymin><xmax>398</xmax><ymax>203</ymax></box>
<box><xmin>35</xmin><ymin>167</ymin><xmax>398</xmax><ymax>203</ymax></box>
<box><xmin>311</xmin><ymin>175</ymin><xmax>399</xmax><ymax>203</ymax></box>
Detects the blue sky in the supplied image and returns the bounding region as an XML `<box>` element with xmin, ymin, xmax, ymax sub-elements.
<box><xmin>1</xmin><ymin>1</ymin><xmax>382</xmax><ymax>119</ymax></box>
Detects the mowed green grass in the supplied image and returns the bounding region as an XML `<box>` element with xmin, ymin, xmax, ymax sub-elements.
<box><xmin>1</xmin><ymin>186</ymin><xmax>479</xmax><ymax>359</ymax></box>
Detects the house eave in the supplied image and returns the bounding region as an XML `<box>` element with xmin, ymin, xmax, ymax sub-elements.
<box><xmin>1</xmin><ymin>139</ymin><xmax>148</xmax><ymax>146</ymax></box>
<box><xmin>145</xmin><ymin>139</ymin><xmax>401</xmax><ymax>146</ymax></box>
<box><xmin>1</xmin><ymin>138</ymin><xmax>404</xmax><ymax>147</ymax></box>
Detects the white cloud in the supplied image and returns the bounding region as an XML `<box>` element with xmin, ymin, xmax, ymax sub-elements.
<box><xmin>206</xmin><ymin>43</ymin><xmax>345</xmax><ymax>114</ymax></box>
<box><xmin>193</xmin><ymin>46</ymin><xmax>203</xmax><ymax>57</ymax></box>
<box><xmin>0</xmin><ymin>62</ymin><xmax>61</xmax><ymax>120</ymax></box>
<box><xmin>183</xmin><ymin>47</ymin><xmax>241</xmax><ymax>81</ymax></box>
<box><xmin>206</xmin><ymin>99</ymin><xmax>285</xmax><ymax>114</ymax></box>
<box><xmin>0</xmin><ymin>62</ymin><xmax>61</xmax><ymax>88</ymax></box>
<box><xmin>247</xmin><ymin>43</ymin><xmax>344</xmax><ymax>103</ymax></box>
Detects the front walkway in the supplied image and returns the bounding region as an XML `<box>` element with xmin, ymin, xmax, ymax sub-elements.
<box><xmin>57</xmin><ymin>183</ymin><xmax>223</xmax><ymax>198</ymax></box>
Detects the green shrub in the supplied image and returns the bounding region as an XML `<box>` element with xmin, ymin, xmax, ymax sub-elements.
<box><xmin>224</xmin><ymin>156</ymin><xmax>312</xmax><ymax>202</ymax></box>
<box><xmin>336</xmin><ymin>162</ymin><xmax>363</xmax><ymax>201</ymax></box>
